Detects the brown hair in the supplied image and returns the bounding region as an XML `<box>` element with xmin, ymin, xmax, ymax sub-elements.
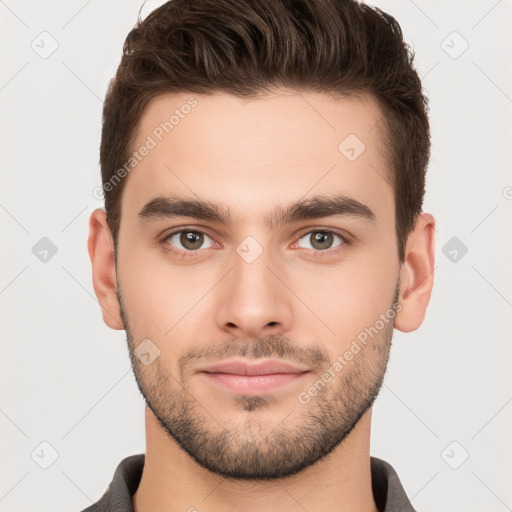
<box><xmin>100</xmin><ymin>0</ymin><xmax>430</xmax><ymax>263</ymax></box>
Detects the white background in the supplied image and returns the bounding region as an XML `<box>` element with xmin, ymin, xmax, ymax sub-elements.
<box><xmin>1</xmin><ymin>1</ymin><xmax>511</xmax><ymax>510</ymax></box>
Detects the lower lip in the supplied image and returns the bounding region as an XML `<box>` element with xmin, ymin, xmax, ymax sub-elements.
<box><xmin>201</xmin><ymin>372</ymin><xmax>309</xmax><ymax>394</ymax></box>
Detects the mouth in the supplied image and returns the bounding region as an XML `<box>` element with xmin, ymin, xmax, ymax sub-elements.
<box><xmin>197</xmin><ymin>359</ymin><xmax>311</xmax><ymax>395</ymax></box>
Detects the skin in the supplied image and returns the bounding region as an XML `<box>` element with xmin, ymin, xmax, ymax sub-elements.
<box><xmin>88</xmin><ymin>89</ymin><xmax>436</xmax><ymax>512</ymax></box>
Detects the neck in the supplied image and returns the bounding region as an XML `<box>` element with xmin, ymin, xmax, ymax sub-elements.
<box><xmin>133</xmin><ymin>407</ymin><xmax>378</xmax><ymax>512</ymax></box>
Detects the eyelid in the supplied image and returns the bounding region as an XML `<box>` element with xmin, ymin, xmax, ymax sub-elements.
<box><xmin>292</xmin><ymin>227</ymin><xmax>350</xmax><ymax>253</ymax></box>
<box><xmin>161</xmin><ymin>225</ymin><xmax>214</xmax><ymax>238</ymax></box>
<box><xmin>295</xmin><ymin>225</ymin><xmax>350</xmax><ymax>238</ymax></box>
<box><xmin>161</xmin><ymin>226</ymin><xmax>217</xmax><ymax>247</ymax></box>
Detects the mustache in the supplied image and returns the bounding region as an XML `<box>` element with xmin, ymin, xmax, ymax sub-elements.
<box><xmin>178</xmin><ymin>334</ymin><xmax>331</xmax><ymax>373</ymax></box>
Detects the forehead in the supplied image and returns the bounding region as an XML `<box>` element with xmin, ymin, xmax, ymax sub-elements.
<box><xmin>122</xmin><ymin>90</ymin><xmax>393</xmax><ymax>228</ymax></box>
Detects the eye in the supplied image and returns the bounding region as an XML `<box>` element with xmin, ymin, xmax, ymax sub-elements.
<box><xmin>162</xmin><ymin>228</ymin><xmax>215</xmax><ymax>256</ymax></box>
<box><xmin>160</xmin><ymin>227</ymin><xmax>349</xmax><ymax>260</ymax></box>
<box><xmin>295</xmin><ymin>230</ymin><xmax>347</xmax><ymax>253</ymax></box>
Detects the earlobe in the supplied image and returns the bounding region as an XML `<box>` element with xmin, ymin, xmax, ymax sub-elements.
<box><xmin>87</xmin><ymin>208</ymin><xmax>124</xmax><ymax>330</ymax></box>
<box><xmin>394</xmin><ymin>213</ymin><xmax>436</xmax><ymax>333</ymax></box>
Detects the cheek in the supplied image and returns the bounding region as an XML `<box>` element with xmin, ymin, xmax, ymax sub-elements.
<box><xmin>290</xmin><ymin>250</ymin><xmax>398</xmax><ymax>344</ymax></box>
<box><xmin>120</xmin><ymin>233</ymin><xmax>193</xmax><ymax>294</ymax></box>
<box><xmin>117</xmin><ymin>244</ymin><xmax>220</xmax><ymax>359</ymax></box>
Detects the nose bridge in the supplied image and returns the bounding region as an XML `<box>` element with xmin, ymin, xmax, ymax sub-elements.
<box><xmin>215</xmin><ymin>235</ymin><xmax>292</xmax><ymax>336</ymax></box>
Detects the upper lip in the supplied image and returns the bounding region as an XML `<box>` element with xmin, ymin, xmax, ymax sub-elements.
<box><xmin>198</xmin><ymin>359</ymin><xmax>310</xmax><ymax>376</ymax></box>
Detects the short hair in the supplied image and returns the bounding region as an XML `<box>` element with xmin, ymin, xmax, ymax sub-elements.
<box><xmin>100</xmin><ymin>0</ymin><xmax>430</xmax><ymax>263</ymax></box>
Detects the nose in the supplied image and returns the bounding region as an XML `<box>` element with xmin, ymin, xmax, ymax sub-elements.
<box><xmin>215</xmin><ymin>244</ymin><xmax>293</xmax><ymax>340</ymax></box>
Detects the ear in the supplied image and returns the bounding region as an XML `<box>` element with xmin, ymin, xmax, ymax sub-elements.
<box><xmin>87</xmin><ymin>208</ymin><xmax>124</xmax><ymax>330</ymax></box>
<box><xmin>394</xmin><ymin>213</ymin><xmax>436</xmax><ymax>333</ymax></box>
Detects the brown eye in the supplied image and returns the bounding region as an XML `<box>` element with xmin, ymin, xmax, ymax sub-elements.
<box><xmin>297</xmin><ymin>230</ymin><xmax>346</xmax><ymax>252</ymax></box>
<box><xmin>164</xmin><ymin>230</ymin><xmax>215</xmax><ymax>252</ymax></box>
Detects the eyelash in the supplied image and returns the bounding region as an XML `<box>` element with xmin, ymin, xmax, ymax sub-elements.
<box><xmin>159</xmin><ymin>227</ymin><xmax>350</xmax><ymax>260</ymax></box>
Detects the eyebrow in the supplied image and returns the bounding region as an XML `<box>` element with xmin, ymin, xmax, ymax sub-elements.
<box><xmin>137</xmin><ymin>193</ymin><xmax>376</xmax><ymax>230</ymax></box>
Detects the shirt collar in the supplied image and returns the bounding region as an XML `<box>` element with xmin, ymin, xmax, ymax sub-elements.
<box><xmin>81</xmin><ymin>454</ymin><xmax>416</xmax><ymax>512</ymax></box>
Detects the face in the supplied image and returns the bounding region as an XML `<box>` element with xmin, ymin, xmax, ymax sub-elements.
<box><xmin>115</xmin><ymin>90</ymin><xmax>401</xmax><ymax>480</ymax></box>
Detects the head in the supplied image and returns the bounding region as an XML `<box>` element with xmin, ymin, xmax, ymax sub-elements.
<box><xmin>88</xmin><ymin>0</ymin><xmax>435</xmax><ymax>480</ymax></box>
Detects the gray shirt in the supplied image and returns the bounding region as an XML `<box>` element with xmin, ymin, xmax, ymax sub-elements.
<box><xmin>80</xmin><ymin>454</ymin><xmax>417</xmax><ymax>512</ymax></box>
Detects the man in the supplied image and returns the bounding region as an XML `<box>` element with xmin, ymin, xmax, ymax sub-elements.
<box><xmin>85</xmin><ymin>0</ymin><xmax>435</xmax><ymax>510</ymax></box>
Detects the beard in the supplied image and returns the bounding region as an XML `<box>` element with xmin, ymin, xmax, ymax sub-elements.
<box><xmin>118</xmin><ymin>282</ymin><xmax>398</xmax><ymax>481</ymax></box>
